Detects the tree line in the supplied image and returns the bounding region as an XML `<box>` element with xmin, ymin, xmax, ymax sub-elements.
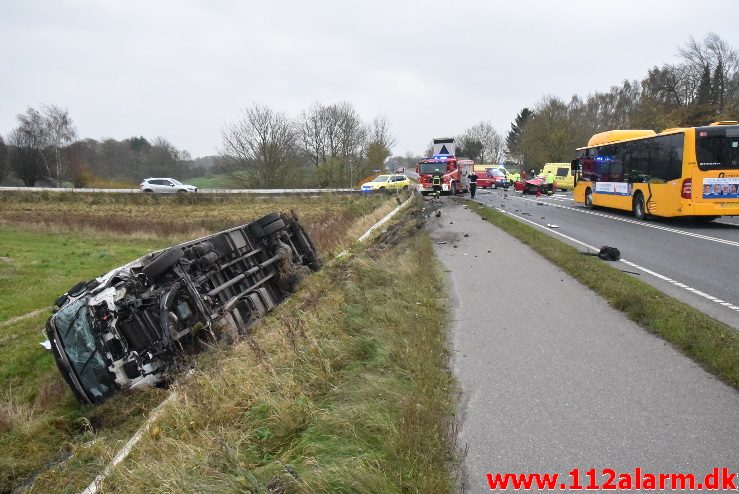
<box><xmin>0</xmin><ymin>105</ymin><xmax>204</xmax><ymax>187</ymax></box>
<box><xmin>219</xmin><ymin>102</ymin><xmax>394</xmax><ymax>188</ymax></box>
<box><xmin>0</xmin><ymin>101</ymin><xmax>394</xmax><ymax>188</ymax></box>
<box><xmin>505</xmin><ymin>33</ymin><xmax>739</xmax><ymax>170</ymax></box>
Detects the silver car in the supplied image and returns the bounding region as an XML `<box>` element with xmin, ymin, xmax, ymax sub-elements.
<box><xmin>140</xmin><ymin>178</ymin><xmax>198</xmax><ymax>193</ymax></box>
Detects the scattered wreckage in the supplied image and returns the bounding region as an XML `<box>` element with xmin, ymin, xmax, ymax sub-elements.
<box><xmin>45</xmin><ymin>212</ymin><xmax>320</xmax><ymax>404</ymax></box>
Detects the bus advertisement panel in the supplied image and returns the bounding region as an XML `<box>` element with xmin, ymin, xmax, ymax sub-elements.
<box><xmin>701</xmin><ymin>177</ymin><xmax>739</xmax><ymax>199</ymax></box>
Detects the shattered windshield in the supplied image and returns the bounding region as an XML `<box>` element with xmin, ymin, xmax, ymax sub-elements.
<box><xmin>55</xmin><ymin>298</ymin><xmax>113</xmax><ymax>400</ymax></box>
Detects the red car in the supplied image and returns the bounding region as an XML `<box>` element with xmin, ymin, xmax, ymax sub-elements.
<box><xmin>477</xmin><ymin>168</ymin><xmax>511</xmax><ymax>189</ymax></box>
<box><xmin>519</xmin><ymin>176</ymin><xmax>555</xmax><ymax>195</ymax></box>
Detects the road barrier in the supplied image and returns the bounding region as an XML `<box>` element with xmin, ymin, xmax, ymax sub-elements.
<box><xmin>0</xmin><ymin>187</ymin><xmax>358</xmax><ymax>194</ymax></box>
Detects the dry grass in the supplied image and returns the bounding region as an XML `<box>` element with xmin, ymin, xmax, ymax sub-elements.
<box><xmin>0</xmin><ymin>191</ymin><xmax>402</xmax><ymax>492</ymax></box>
<box><xmin>0</xmin><ymin>192</ymin><xmax>387</xmax><ymax>254</ymax></box>
<box><xmin>29</xmin><ymin>198</ymin><xmax>457</xmax><ymax>493</ymax></box>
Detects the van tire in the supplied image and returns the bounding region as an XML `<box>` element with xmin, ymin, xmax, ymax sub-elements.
<box><xmin>143</xmin><ymin>247</ymin><xmax>184</xmax><ymax>280</ymax></box>
<box><xmin>256</xmin><ymin>212</ymin><xmax>282</xmax><ymax>227</ymax></box>
<box><xmin>261</xmin><ymin>219</ymin><xmax>286</xmax><ymax>237</ymax></box>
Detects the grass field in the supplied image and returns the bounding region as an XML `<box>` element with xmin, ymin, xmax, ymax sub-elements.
<box><xmin>0</xmin><ymin>191</ymin><xmax>413</xmax><ymax>492</ymax></box>
<box><xmin>29</xmin><ymin>203</ymin><xmax>457</xmax><ymax>493</ymax></box>
<box><xmin>185</xmin><ymin>174</ymin><xmax>237</xmax><ymax>189</ymax></box>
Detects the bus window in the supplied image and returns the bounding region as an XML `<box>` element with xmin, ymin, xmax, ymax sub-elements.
<box><xmin>650</xmin><ymin>134</ymin><xmax>683</xmax><ymax>181</ymax></box>
<box><xmin>697</xmin><ymin>129</ymin><xmax>739</xmax><ymax>170</ymax></box>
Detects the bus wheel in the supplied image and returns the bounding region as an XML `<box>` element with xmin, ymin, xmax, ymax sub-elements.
<box><xmin>633</xmin><ymin>193</ymin><xmax>647</xmax><ymax>220</ymax></box>
<box><xmin>585</xmin><ymin>189</ymin><xmax>593</xmax><ymax>209</ymax></box>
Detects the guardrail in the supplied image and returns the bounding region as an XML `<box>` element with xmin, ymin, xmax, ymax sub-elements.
<box><xmin>0</xmin><ymin>187</ymin><xmax>358</xmax><ymax>194</ymax></box>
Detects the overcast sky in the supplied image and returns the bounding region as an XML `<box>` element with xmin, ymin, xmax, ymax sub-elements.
<box><xmin>2</xmin><ymin>0</ymin><xmax>738</xmax><ymax>158</ymax></box>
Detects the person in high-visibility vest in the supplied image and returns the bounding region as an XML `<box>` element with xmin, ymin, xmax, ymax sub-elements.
<box><xmin>432</xmin><ymin>169</ymin><xmax>443</xmax><ymax>198</ymax></box>
<box><xmin>545</xmin><ymin>170</ymin><xmax>555</xmax><ymax>195</ymax></box>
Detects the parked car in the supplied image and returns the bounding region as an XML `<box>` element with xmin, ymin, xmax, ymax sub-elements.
<box><xmin>44</xmin><ymin>212</ymin><xmax>320</xmax><ymax>404</ymax></box>
<box><xmin>140</xmin><ymin>178</ymin><xmax>198</xmax><ymax>194</ymax></box>
<box><xmin>477</xmin><ymin>168</ymin><xmax>511</xmax><ymax>189</ymax></box>
<box><xmin>361</xmin><ymin>174</ymin><xmax>411</xmax><ymax>193</ymax></box>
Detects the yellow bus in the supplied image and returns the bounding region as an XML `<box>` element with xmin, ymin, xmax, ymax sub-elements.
<box><xmin>572</xmin><ymin>122</ymin><xmax>739</xmax><ymax>220</ymax></box>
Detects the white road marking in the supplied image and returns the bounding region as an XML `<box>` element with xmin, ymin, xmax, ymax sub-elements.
<box><xmin>478</xmin><ymin>202</ymin><xmax>739</xmax><ymax>314</ymax></box>
<box><xmin>500</xmin><ymin>193</ymin><xmax>739</xmax><ymax>248</ymax></box>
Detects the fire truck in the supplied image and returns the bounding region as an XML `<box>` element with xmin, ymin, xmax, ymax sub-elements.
<box><xmin>416</xmin><ymin>138</ymin><xmax>474</xmax><ymax>196</ymax></box>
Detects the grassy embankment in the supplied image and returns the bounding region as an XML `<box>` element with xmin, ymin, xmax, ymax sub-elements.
<box><xmin>186</xmin><ymin>174</ymin><xmax>236</xmax><ymax>189</ymax></box>
<box><xmin>0</xmin><ymin>191</ymin><xmax>388</xmax><ymax>491</ymax></box>
<box><xmin>1</xmin><ymin>192</ymin><xmax>456</xmax><ymax>493</ymax></box>
<box><xmin>468</xmin><ymin>200</ymin><xmax>739</xmax><ymax>389</ymax></box>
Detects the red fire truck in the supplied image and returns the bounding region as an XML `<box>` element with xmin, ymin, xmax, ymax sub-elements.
<box><xmin>416</xmin><ymin>156</ymin><xmax>474</xmax><ymax>195</ymax></box>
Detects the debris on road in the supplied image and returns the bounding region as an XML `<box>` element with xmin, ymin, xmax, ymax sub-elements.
<box><xmin>435</xmin><ymin>210</ymin><xmax>442</xmax><ymax>217</ymax></box>
<box><xmin>463</xmin><ymin>233</ymin><xmax>469</xmax><ymax>237</ymax></box>
<box><xmin>580</xmin><ymin>246</ymin><xmax>621</xmax><ymax>261</ymax></box>
<box><xmin>546</xmin><ymin>224</ymin><xmax>559</xmax><ymax>229</ymax></box>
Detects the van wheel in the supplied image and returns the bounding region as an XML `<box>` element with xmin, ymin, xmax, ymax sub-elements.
<box><xmin>585</xmin><ymin>189</ymin><xmax>593</xmax><ymax>209</ymax></box>
<box><xmin>633</xmin><ymin>193</ymin><xmax>647</xmax><ymax>220</ymax></box>
<box><xmin>143</xmin><ymin>247</ymin><xmax>184</xmax><ymax>280</ymax></box>
<box><xmin>492</xmin><ymin>182</ymin><xmax>497</xmax><ymax>189</ymax></box>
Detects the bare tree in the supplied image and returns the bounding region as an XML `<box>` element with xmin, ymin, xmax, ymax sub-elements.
<box><xmin>7</xmin><ymin>108</ymin><xmax>48</xmax><ymax>186</ymax></box>
<box><xmin>0</xmin><ymin>135</ymin><xmax>7</xmax><ymax>183</ymax></box>
<box><xmin>364</xmin><ymin>116</ymin><xmax>395</xmax><ymax>173</ymax></box>
<box><xmin>221</xmin><ymin>104</ymin><xmax>301</xmax><ymax>188</ymax></box>
<box><xmin>43</xmin><ymin>105</ymin><xmax>77</xmax><ymax>185</ymax></box>
<box><xmin>297</xmin><ymin>101</ymin><xmax>368</xmax><ymax>186</ymax></box>
<box><xmin>465</xmin><ymin>121</ymin><xmax>504</xmax><ymax>164</ymax></box>
<box><xmin>298</xmin><ymin>102</ymin><xmax>330</xmax><ymax>167</ymax></box>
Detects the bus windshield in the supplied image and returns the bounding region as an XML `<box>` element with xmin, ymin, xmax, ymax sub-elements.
<box><xmin>696</xmin><ymin>128</ymin><xmax>739</xmax><ymax>170</ymax></box>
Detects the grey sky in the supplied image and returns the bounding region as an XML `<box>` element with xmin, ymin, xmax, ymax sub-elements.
<box><xmin>2</xmin><ymin>0</ymin><xmax>738</xmax><ymax>158</ymax></box>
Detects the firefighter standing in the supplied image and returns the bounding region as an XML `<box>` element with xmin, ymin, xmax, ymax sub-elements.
<box><xmin>432</xmin><ymin>169</ymin><xmax>443</xmax><ymax>198</ymax></box>
<box><xmin>468</xmin><ymin>170</ymin><xmax>478</xmax><ymax>199</ymax></box>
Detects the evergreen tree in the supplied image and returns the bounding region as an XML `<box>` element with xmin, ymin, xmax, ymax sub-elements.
<box><xmin>712</xmin><ymin>59</ymin><xmax>724</xmax><ymax>110</ymax></box>
<box><xmin>695</xmin><ymin>64</ymin><xmax>712</xmax><ymax>106</ymax></box>
<box><xmin>505</xmin><ymin>108</ymin><xmax>533</xmax><ymax>157</ymax></box>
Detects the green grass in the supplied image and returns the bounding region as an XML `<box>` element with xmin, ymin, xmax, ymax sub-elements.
<box><xmin>0</xmin><ymin>228</ymin><xmax>171</xmax><ymax>322</ymax></box>
<box><xmin>34</xmin><ymin>199</ymin><xmax>457</xmax><ymax>493</ymax></box>
<box><xmin>0</xmin><ymin>192</ymin><xmax>428</xmax><ymax>492</ymax></box>
<box><xmin>468</xmin><ymin>200</ymin><xmax>739</xmax><ymax>389</ymax></box>
<box><xmin>185</xmin><ymin>173</ymin><xmax>237</xmax><ymax>189</ymax></box>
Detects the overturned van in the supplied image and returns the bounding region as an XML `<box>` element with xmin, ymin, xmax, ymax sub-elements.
<box><xmin>45</xmin><ymin>212</ymin><xmax>321</xmax><ymax>404</ymax></box>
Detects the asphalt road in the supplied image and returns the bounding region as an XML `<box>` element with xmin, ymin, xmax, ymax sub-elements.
<box><xmin>427</xmin><ymin>201</ymin><xmax>739</xmax><ymax>493</ymax></box>
<box><xmin>472</xmin><ymin>188</ymin><xmax>739</xmax><ymax>330</ymax></box>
